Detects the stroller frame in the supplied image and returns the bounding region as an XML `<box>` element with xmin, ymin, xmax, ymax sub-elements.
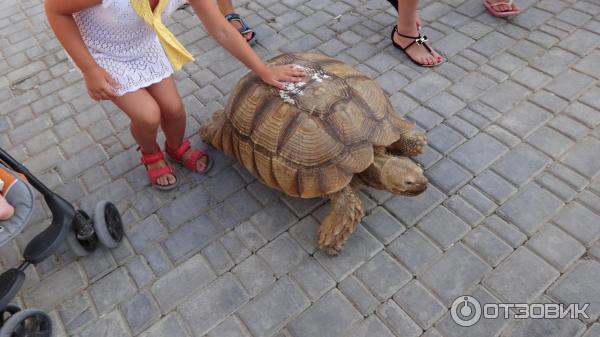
<box><xmin>0</xmin><ymin>147</ymin><xmax>124</xmax><ymax>337</ymax></box>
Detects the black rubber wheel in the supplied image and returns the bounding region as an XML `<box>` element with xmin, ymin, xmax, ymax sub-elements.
<box><xmin>0</xmin><ymin>305</ymin><xmax>20</xmax><ymax>326</ymax></box>
<box><xmin>93</xmin><ymin>201</ymin><xmax>124</xmax><ymax>249</ymax></box>
<box><xmin>0</xmin><ymin>308</ymin><xmax>52</xmax><ymax>337</ymax></box>
<box><xmin>67</xmin><ymin>210</ymin><xmax>97</xmax><ymax>256</ymax></box>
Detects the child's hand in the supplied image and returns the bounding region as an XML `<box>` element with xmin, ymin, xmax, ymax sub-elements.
<box><xmin>82</xmin><ymin>66</ymin><xmax>121</xmax><ymax>101</ymax></box>
<box><xmin>258</xmin><ymin>64</ymin><xmax>306</xmax><ymax>89</ymax></box>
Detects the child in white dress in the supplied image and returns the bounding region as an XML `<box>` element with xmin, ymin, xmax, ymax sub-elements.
<box><xmin>45</xmin><ymin>0</ymin><xmax>305</xmax><ymax>190</ymax></box>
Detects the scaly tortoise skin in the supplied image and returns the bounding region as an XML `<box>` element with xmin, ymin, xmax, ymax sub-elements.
<box><xmin>200</xmin><ymin>52</ymin><xmax>428</xmax><ymax>255</ymax></box>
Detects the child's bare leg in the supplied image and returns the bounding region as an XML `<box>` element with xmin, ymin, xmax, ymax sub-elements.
<box><xmin>217</xmin><ymin>0</ymin><xmax>253</xmax><ymax>41</ymax></box>
<box><xmin>0</xmin><ymin>195</ymin><xmax>14</xmax><ymax>221</ymax></box>
<box><xmin>112</xmin><ymin>89</ymin><xmax>176</xmax><ymax>187</ymax></box>
<box><xmin>146</xmin><ymin>77</ymin><xmax>208</xmax><ymax>172</ymax></box>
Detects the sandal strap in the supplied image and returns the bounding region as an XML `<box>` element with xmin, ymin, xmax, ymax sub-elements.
<box><xmin>146</xmin><ymin>165</ymin><xmax>175</xmax><ymax>185</ymax></box>
<box><xmin>183</xmin><ymin>149</ymin><xmax>208</xmax><ymax>171</ymax></box>
<box><xmin>225</xmin><ymin>12</ymin><xmax>253</xmax><ymax>35</ymax></box>
<box><xmin>393</xmin><ymin>26</ymin><xmax>433</xmax><ymax>53</ymax></box>
<box><xmin>165</xmin><ymin>139</ymin><xmax>191</xmax><ymax>160</ymax></box>
<box><xmin>140</xmin><ymin>151</ymin><xmax>165</xmax><ymax>165</ymax></box>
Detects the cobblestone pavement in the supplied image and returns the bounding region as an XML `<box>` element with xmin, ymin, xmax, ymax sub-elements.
<box><xmin>1</xmin><ymin>0</ymin><xmax>600</xmax><ymax>336</ymax></box>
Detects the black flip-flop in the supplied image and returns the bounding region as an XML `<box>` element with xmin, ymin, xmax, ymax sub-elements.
<box><xmin>391</xmin><ymin>25</ymin><xmax>444</xmax><ymax>67</ymax></box>
<box><xmin>225</xmin><ymin>12</ymin><xmax>257</xmax><ymax>45</ymax></box>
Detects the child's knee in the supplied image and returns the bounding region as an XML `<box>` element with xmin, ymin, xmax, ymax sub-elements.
<box><xmin>136</xmin><ymin>107</ymin><xmax>162</xmax><ymax>130</ymax></box>
<box><xmin>162</xmin><ymin>100</ymin><xmax>184</xmax><ymax>120</ymax></box>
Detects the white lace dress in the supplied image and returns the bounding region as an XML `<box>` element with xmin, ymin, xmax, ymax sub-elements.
<box><xmin>73</xmin><ymin>0</ymin><xmax>187</xmax><ymax>96</ymax></box>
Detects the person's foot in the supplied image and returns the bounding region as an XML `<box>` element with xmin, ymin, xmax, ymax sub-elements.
<box><xmin>486</xmin><ymin>0</ymin><xmax>520</xmax><ymax>12</ymax></box>
<box><xmin>229</xmin><ymin>20</ymin><xmax>253</xmax><ymax>42</ymax></box>
<box><xmin>181</xmin><ymin>147</ymin><xmax>208</xmax><ymax>172</ymax></box>
<box><xmin>393</xmin><ymin>26</ymin><xmax>442</xmax><ymax>66</ymax></box>
<box><xmin>146</xmin><ymin>159</ymin><xmax>177</xmax><ymax>187</ymax></box>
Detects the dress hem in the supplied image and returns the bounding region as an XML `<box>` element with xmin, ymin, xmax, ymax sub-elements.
<box><xmin>116</xmin><ymin>71</ymin><xmax>174</xmax><ymax>96</ymax></box>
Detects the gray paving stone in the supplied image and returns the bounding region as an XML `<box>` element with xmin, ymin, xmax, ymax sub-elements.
<box><xmin>450</xmin><ymin>133</ymin><xmax>508</xmax><ymax>174</ymax></box>
<box><xmin>151</xmin><ymin>254</ymin><xmax>216</xmax><ymax>313</ymax></box>
<box><xmin>79</xmin><ymin>310</ymin><xmax>130</xmax><ymax>337</ymax></box>
<box><xmin>238</xmin><ymin>276</ymin><xmax>310</xmax><ymax>337</ymax></box>
<box><xmin>498</xmin><ymin>101</ymin><xmax>552</xmax><ymax>138</ymax></box>
<box><xmin>561</xmin><ymin>137</ymin><xmax>600</xmax><ymax>179</ymax></box>
<box><xmin>526</xmin><ymin>126</ymin><xmax>574</xmax><ymax>158</ymax></box>
<box><xmin>501</xmin><ymin>310</ymin><xmax>586</xmax><ymax>337</ymax></box>
<box><xmin>57</xmin><ymin>292</ymin><xmax>96</xmax><ymax>335</ymax></box>
<box><xmin>257</xmin><ymin>232</ymin><xmax>306</xmax><ymax>277</ymax></box>
<box><xmin>583</xmin><ymin>324</ymin><xmax>600</xmax><ymax>337</ymax></box>
<box><xmin>202</xmin><ymin>240</ymin><xmax>234</xmax><ymax>276</ymax></box>
<box><xmin>157</xmin><ymin>185</ymin><xmax>213</xmax><ymax>230</ymax></box>
<box><xmin>338</xmin><ymin>275</ymin><xmax>379</xmax><ymax>315</ymax></box>
<box><xmin>388</xmin><ymin>228</ymin><xmax>442</xmax><ymax>275</ymax></box>
<box><xmin>426</xmin><ymin>123</ymin><xmax>465</xmax><ymax>157</ymax></box>
<box><xmin>445</xmin><ymin>194</ymin><xmax>486</xmax><ymax>226</ymax></box>
<box><xmin>537</xmin><ymin>172</ymin><xmax>578</xmax><ymax>201</ymax></box>
<box><xmin>546</xmin><ymin>69</ymin><xmax>595</xmax><ymax>100</ymax></box>
<box><xmin>347</xmin><ymin>316</ymin><xmax>396</xmax><ymax>337</ymax></box>
<box><xmin>355</xmin><ymin>251</ymin><xmax>411</xmax><ymax>300</ymax></box>
<box><xmin>463</xmin><ymin>226</ymin><xmax>513</xmax><ymax>267</ymax></box>
<box><xmin>527</xmin><ymin>224</ymin><xmax>585</xmax><ymax>272</ymax></box>
<box><xmin>250</xmin><ymin>201</ymin><xmax>299</xmax><ymax>241</ymax></box>
<box><xmin>403</xmin><ymin>72</ymin><xmax>452</xmax><ymax>103</ymax></box>
<box><xmin>548</xmin><ymin>259</ymin><xmax>600</xmax><ymax>322</ymax></box>
<box><xmin>484</xmin><ymin>247</ymin><xmax>559</xmax><ymax>303</ymax></box>
<box><xmin>121</xmin><ymin>291</ymin><xmax>160</xmax><ymax>335</ymax></box>
<box><xmin>143</xmin><ymin>313</ymin><xmax>190</xmax><ymax>337</ymax></box>
<box><xmin>221</xmin><ymin>231</ymin><xmax>252</xmax><ymax>264</ymax></box>
<box><xmin>314</xmin><ymin>226</ymin><xmax>383</xmax><ymax>281</ymax></box>
<box><xmin>376</xmin><ymin>300</ymin><xmax>423</xmax><ymax>337</ymax></box>
<box><xmin>232</xmin><ymin>254</ymin><xmax>275</xmax><ymax>298</ymax></box>
<box><xmin>383</xmin><ymin>185</ymin><xmax>446</xmax><ymax>227</ymax></box>
<box><xmin>178</xmin><ymin>273</ymin><xmax>249</xmax><ymax>336</ymax></box>
<box><xmin>497</xmin><ymin>184</ymin><xmax>563</xmax><ymax>235</ymax></box>
<box><xmin>126</xmin><ymin>215</ymin><xmax>168</xmax><ymax>253</ymax></box>
<box><xmin>89</xmin><ymin>267</ymin><xmax>137</xmax><ymax>314</ymax></box>
<box><xmin>531</xmin><ymin>47</ymin><xmax>579</xmax><ymax>76</ymax></box>
<box><xmin>290</xmin><ymin>257</ymin><xmax>335</xmax><ymax>301</ymax></box>
<box><xmin>418</xmin><ymin>205</ymin><xmax>471</xmax><ymax>249</ymax></box>
<box><xmin>207</xmin><ymin>316</ymin><xmax>251</xmax><ymax>337</ymax></box>
<box><xmin>362</xmin><ymin>206</ymin><xmax>406</xmax><ymax>244</ymax></box>
<box><xmin>126</xmin><ymin>256</ymin><xmax>155</xmax><ymax>289</ymax></box>
<box><xmin>553</xmin><ymin>202</ymin><xmax>600</xmax><ymax>245</ymax></box>
<box><xmin>288</xmin><ymin>215</ymin><xmax>320</xmax><ymax>254</ymax></box>
<box><xmin>420</xmin><ymin>244</ymin><xmax>491</xmax><ymax>305</ymax></box>
<box><xmin>287</xmin><ymin>290</ymin><xmax>362</xmax><ymax>337</ymax></box>
<box><xmin>393</xmin><ymin>280</ymin><xmax>446</xmax><ymax>329</ymax></box>
<box><xmin>492</xmin><ymin>144</ymin><xmax>551</xmax><ymax>187</ymax></box>
<box><xmin>426</xmin><ymin>158</ymin><xmax>472</xmax><ymax>194</ymax></box>
<box><xmin>23</xmin><ymin>262</ymin><xmax>87</xmax><ymax>311</ymax></box>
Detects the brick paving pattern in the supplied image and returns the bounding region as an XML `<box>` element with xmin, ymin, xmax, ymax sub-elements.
<box><xmin>1</xmin><ymin>0</ymin><xmax>600</xmax><ymax>336</ymax></box>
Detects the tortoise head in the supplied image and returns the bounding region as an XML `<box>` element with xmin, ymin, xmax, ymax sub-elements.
<box><xmin>379</xmin><ymin>156</ymin><xmax>428</xmax><ymax>196</ymax></box>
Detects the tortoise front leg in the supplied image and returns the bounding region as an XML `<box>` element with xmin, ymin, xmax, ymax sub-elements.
<box><xmin>199</xmin><ymin>110</ymin><xmax>225</xmax><ymax>148</ymax></box>
<box><xmin>318</xmin><ymin>184</ymin><xmax>364</xmax><ymax>256</ymax></box>
<box><xmin>387</xmin><ymin>131</ymin><xmax>427</xmax><ymax>157</ymax></box>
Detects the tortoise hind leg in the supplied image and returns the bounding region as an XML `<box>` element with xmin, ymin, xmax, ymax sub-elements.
<box><xmin>318</xmin><ymin>184</ymin><xmax>364</xmax><ymax>255</ymax></box>
<box><xmin>387</xmin><ymin>131</ymin><xmax>427</xmax><ymax>157</ymax></box>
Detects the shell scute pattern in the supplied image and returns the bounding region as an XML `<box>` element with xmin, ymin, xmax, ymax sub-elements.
<box><xmin>225</xmin><ymin>53</ymin><xmax>411</xmax><ymax>197</ymax></box>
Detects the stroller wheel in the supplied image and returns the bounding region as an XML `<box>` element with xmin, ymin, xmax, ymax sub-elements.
<box><xmin>0</xmin><ymin>305</ymin><xmax>20</xmax><ymax>325</ymax></box>
<box><xmin>93</xmin><ymin>201</ymin><xmax>124</xmax><ymax>249</ymax></box>
<box><xmin>67</xmin><ymin>210</ymin><xmax>98</xmax><ymax>257</ymax></box>
<box><xmin>0</xmin><ymin>308</ymin><xmax>52</xmax><ymax>337</ymax></box>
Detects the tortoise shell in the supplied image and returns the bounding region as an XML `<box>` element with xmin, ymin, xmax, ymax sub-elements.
<box><xmin>213</xmin><ymin>53</ymin><xmax>414</xmax><ymax>198</ymax></box>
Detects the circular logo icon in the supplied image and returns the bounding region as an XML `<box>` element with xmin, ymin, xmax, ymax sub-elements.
<box><xmin>451</xmin><ymin>295</ymin><xmax>482</xmax><ymax>327</ymax></box>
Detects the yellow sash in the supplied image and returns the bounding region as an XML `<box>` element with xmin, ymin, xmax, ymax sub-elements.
<box><xmin>131</xmin><ymin>0</ymin><xmax>194</xmax><ymax>71</ymax></box>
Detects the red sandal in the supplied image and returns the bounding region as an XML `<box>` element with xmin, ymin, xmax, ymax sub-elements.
<box><xmin>165</xmin><ymin>139</ymin><xmax>213</xmax><ymax>174</ymax></box>
<box><xmin>140</xmin><ymin>151</ymin><xmax>177</xmax><ymax>190</ymax></box>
